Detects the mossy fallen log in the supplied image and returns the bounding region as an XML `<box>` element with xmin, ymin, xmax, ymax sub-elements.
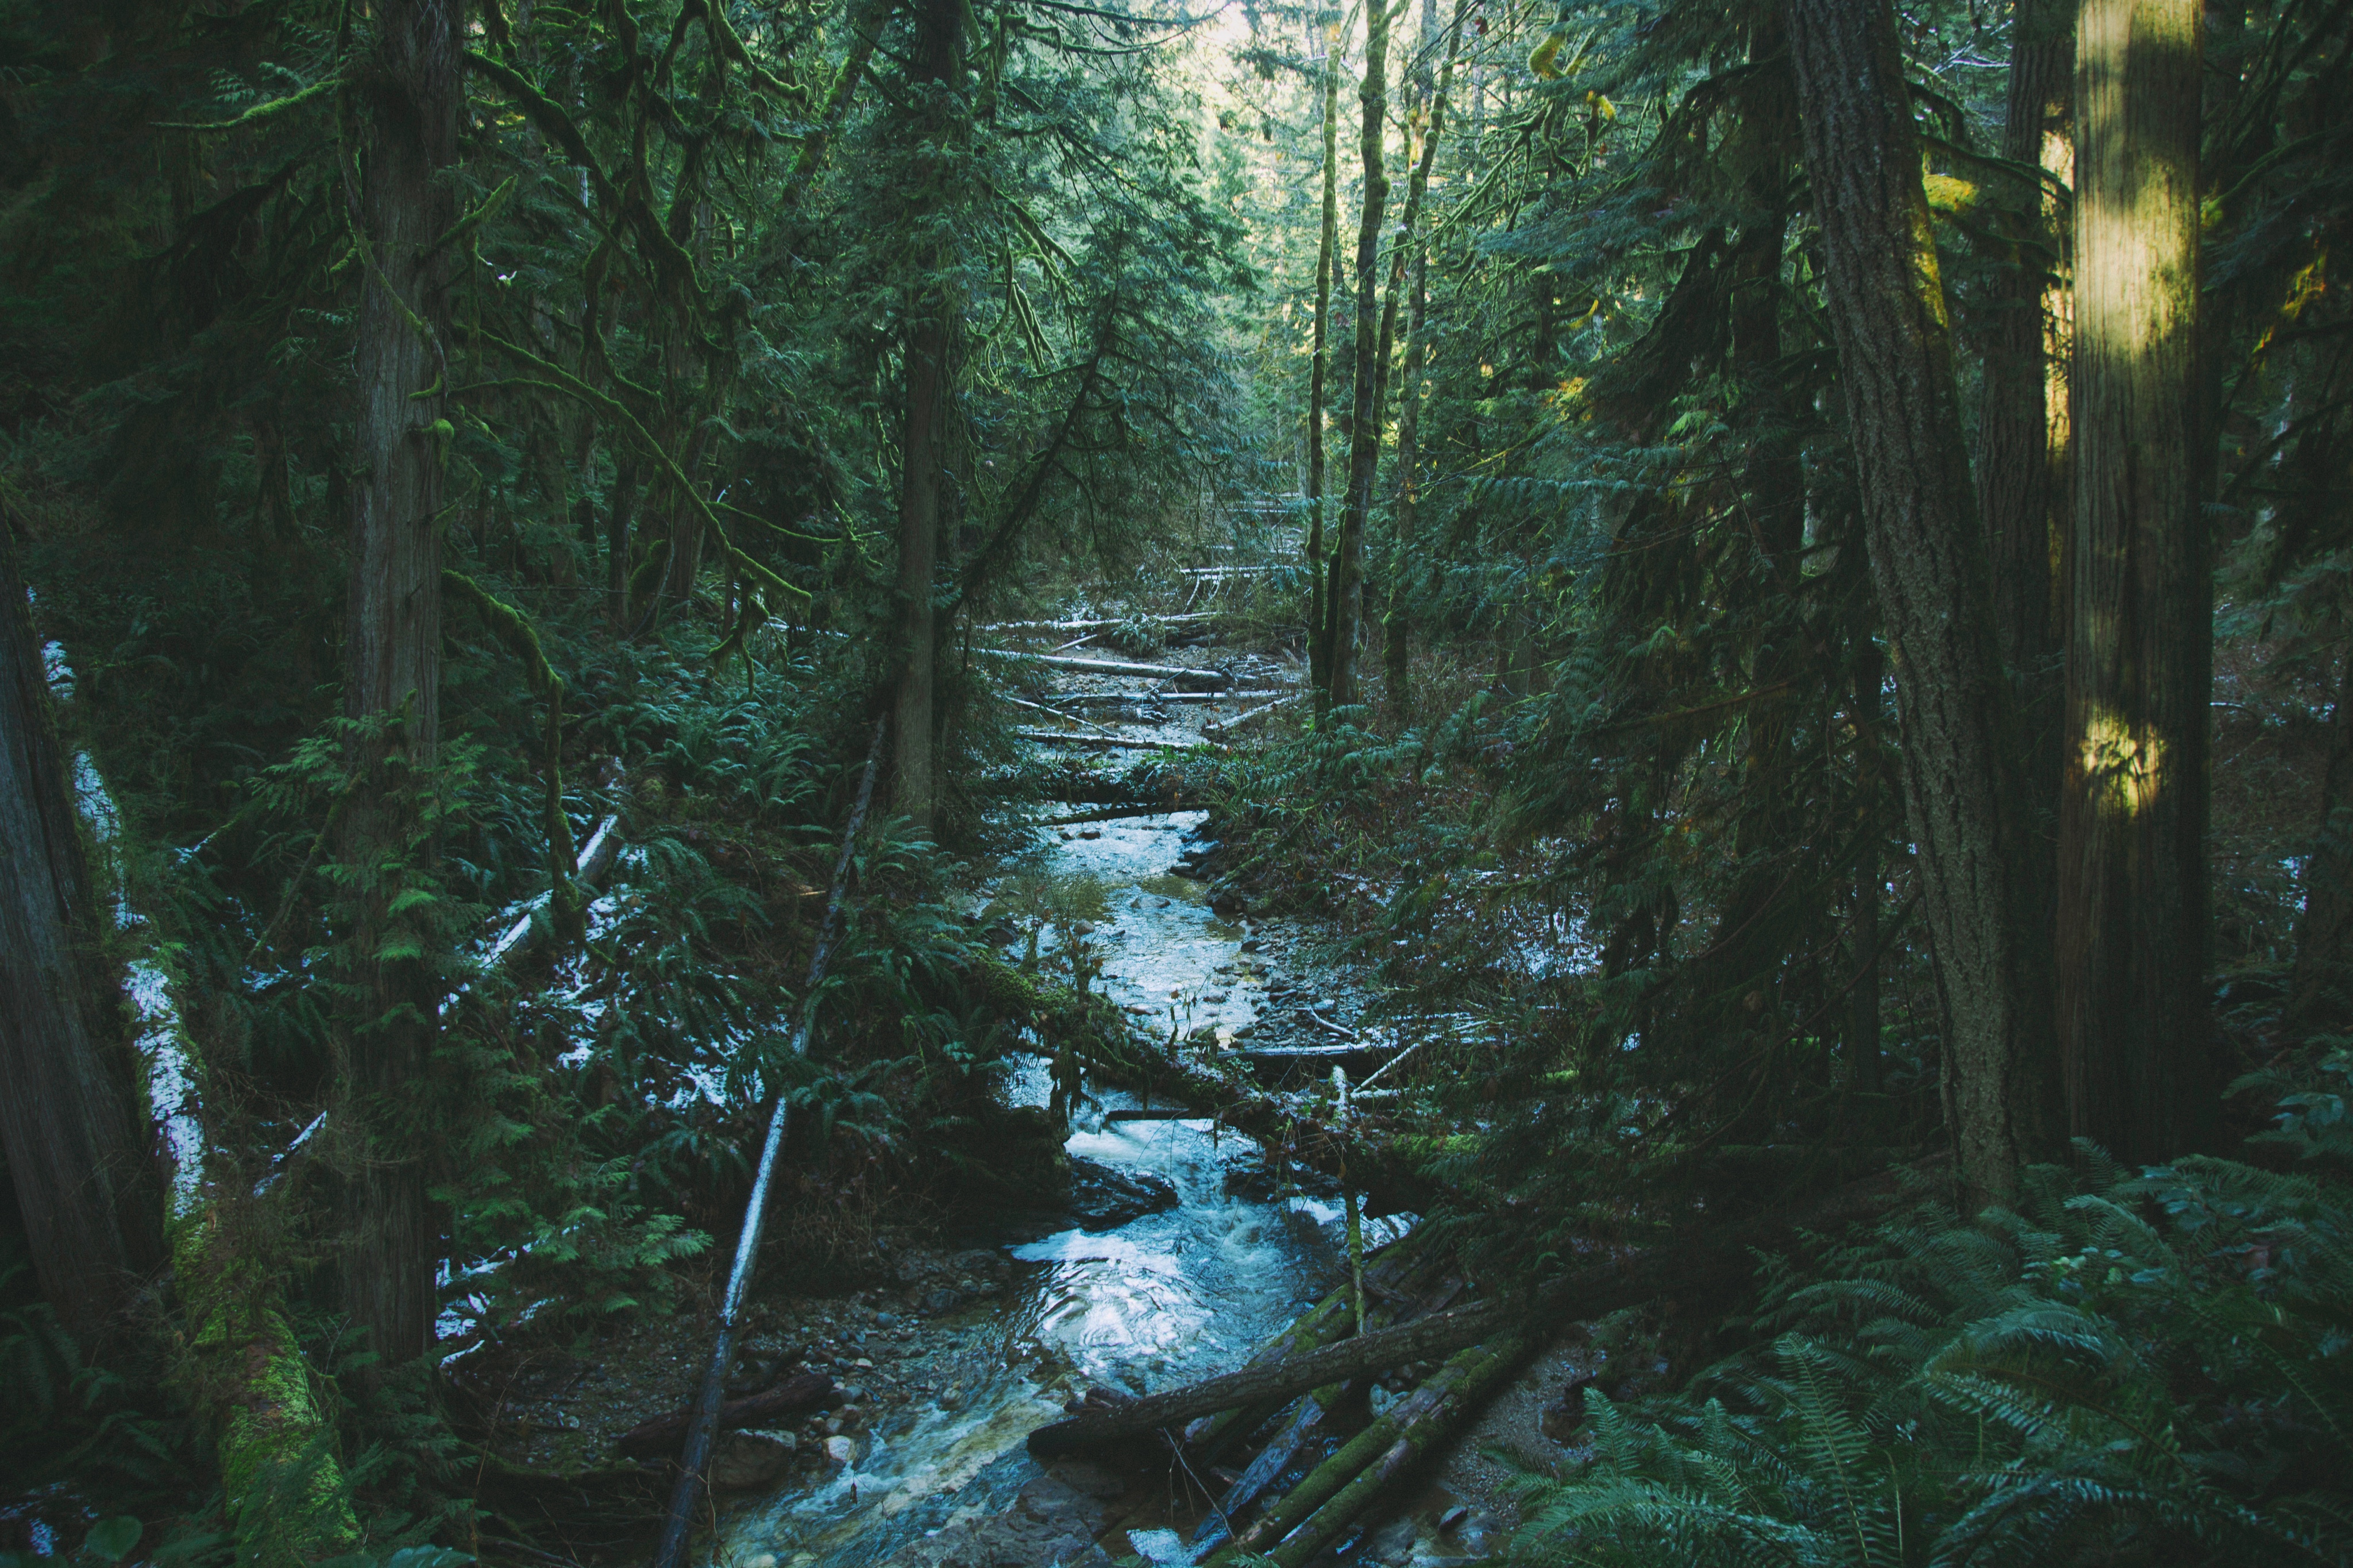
<box><xmin>1032</xmin><ymin>1153</ymin><xmax>1949</xmax><ymax>1457</ymax></box>
<box><xmin>1210</xmin><ymin>1332</ymin><xmax>1530</xmax><ymax>1567</ymax></box>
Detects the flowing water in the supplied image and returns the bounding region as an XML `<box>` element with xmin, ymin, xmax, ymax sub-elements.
<box><xmin>711</xmin><ymin>812</ymin><xmax>1399</xmax><ymax>1568</ymax></box>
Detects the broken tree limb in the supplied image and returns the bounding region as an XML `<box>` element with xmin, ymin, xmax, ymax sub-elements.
<box><xmin>1204</xmin><ymin>692</ymin><xmax>1302</xmax><ymax>737</ymax></box>
<box><xmin>982</xmin><ymin>612</ymin><xmax>1226</xmax><ymax>631</ymax></box>
<box><xmin>615</xmin><ymin>1371</ymin><xmax>837</xmax><ymax>1457</ymax></box>
<box><xmin>1190</xmin><ymin>1395</ymin><xmax>1328</xmax><ymax>1555</ymax></box>
<box><xmin>1029</xmin><ymin>1153</ymin><xmax>1950</xmax><ymax>1458</ymax></box>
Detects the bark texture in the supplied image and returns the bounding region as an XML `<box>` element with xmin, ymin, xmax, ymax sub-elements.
<box><xmin>1325</xmin><ymin>0</ymin><xmax>1392</xmax><ymax>709</ymax></box>
<box><xmin>1787</xmin><ymin>0</ymin><xmax>2061</xmax><ymax>1204</ymax></box>
<box><xmin>2059</xmin><ymin>0</ymin><xmax>2212</xmax><ymax>1162</ymax></box>
<box><xmin>339</xmin><ymin>0</ymin><xmax>461</xmax><ymax>1369</ymax></box>
<box><xmin>892</xmin><ymin>0</ymin><xmax>962</xmax><ymax>828</ymax></box>
<box><xmin>1305</xmin><ymin>17</ymin><xmax>1342</xmax><ymax>701</ymax></box>
<box><xmin>0</xmin><ymin>534</ymin><xmax>159</xmax><ymax>1324</ymax></box>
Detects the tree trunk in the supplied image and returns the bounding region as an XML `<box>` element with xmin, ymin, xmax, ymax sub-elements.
<box><xmin>606</xmin><ymin>455</ymin><xmax>638</xmax><ymax>626</ymax></box>
<box><xmin>893</xmin><ymin>0</ymin><xmax>962</xmax><ymax>828</ymax></box>
<box><xmin>338</xmin><ymin>0</ymin><xmax>460</xmax><ymax>1370</ymax></box>
<box><xmin>0</xmin><ymin>534</ymin><xmax>159</xmax><ymax>1326</ymax></box>
<box><xmin>2058</xmin><ymin>0</ymin><xmax>2212</xmax><ymax>1163</ymax></box>
<box><xmin>1787</xmin><ymin>0</ymin><xmax>2061</xmax><ymax>1205</ymax></box>
<box><xmin>1976</xmin><ymin>0</ymin><xmax>2074</xmax><ymax>689</ymax></box>
<box><xmin>1379</xmin><ymin>0</ymin><xmax>1463</xmax><ymax>719</ymax></box>
<box><xmin>2292</xmin><ymin>644</ymin><xmax>2353</xmax><ymax>1028</ymax></box>
<box><xmin>1326</xmin><ymin>0</ymin><xmax>1392</xmax><ymax>710</ymax></box>
<box><xmin>1973</xmin><ymin>0</ymin><xmax>2074</xmax><ymax>996</ymax></box>
<box><xmin>1306</xmin><ymin>14</ymin><xmax>1343</xmax><ymax>703</ymax></box>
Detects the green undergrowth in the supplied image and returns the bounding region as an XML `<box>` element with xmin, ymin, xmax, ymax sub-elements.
<box><xmin>1505</xmin><ymin>1055</ymin><xmax>2353</xmax><ymax>1568</ymax></box>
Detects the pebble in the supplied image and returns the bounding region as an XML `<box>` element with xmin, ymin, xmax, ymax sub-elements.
<box><xmin>823</xmin><ymin>1434</ymin><xmax>856</xmax><ymax>1468</ymax></box>
<box><xmin>1437</xmin><ymin>1504</ymin><xmax>1470</xmax><ymax>1532</ymax></box>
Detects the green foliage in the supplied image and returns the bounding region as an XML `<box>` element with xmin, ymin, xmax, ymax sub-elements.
<box><xmin>1510</xmin><ymin>1133</ymin><xmax>2353</xmax><ymax>1567</ymax></box>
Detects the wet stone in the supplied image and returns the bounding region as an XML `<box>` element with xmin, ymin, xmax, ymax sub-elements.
<box><xmin>710</xmin><ymin>1429</ymin><xmax>797</xmax><ymax>1490</ymax></box>
<box><xmin>1066</xmin><ymin>1156</ymin><xmax>1179</xmax><ymax>1230</ymax></box>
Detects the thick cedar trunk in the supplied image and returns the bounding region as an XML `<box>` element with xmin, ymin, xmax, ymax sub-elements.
<box><xmin>1306</xmin><ymin>18</ymin><xmax>1342</xmax><ymax>702</ymax></box>
<box><xmin>893</xmin><ymin>0</ymin><xmax>962</xmax><ymax>827</ymax></box>
<box><xmin>340</xmin><ymin>0</ymin><xmax>460</xmax><ymax>1369</ymax></box>
<box><xmin>1378</xmin><ymin>0</ymin><xmax>1462</xmax><ymax>717</ymax></box>
<box><xmin>0</xmin><ymin>535</ymin><xmax>159</xmax><ymax>1325</ymax></box>
<box><xmin>2059</xmin><ymin>0</ymin><xmax>2212</xmax><ymax>1162</ymax></box>
<box><xmin>1325</xmin><ymin>0</ymin><xmax>1391</xmax><ymax>710</ymax></box>
<box><xmin>1787</xmin><ymin>0</ymin><xmax>2059</xmax><ymax>1204</ymax></box>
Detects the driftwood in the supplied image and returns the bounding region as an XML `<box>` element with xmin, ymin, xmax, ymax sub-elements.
<box><xmin>1190</xmin><ymin>1395</ymin><xmax>1326</xmax><ymax>1554</ymax></box>
<box><xmin>982</xmin><ymin>613</ymin><xmax>1225</xmax><ymax>631</ymax></box>
<box><xmin>1028</xmin><ymin>1154</ymin><xmax>1948</xmax><ymax>1457</ymax></box>
<box><xmin>615</xmin><ymin>1370</ymin><xmax>836</xmax><ymax>1457</ymax></box>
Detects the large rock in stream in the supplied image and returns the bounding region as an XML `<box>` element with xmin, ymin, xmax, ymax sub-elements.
<box><xmin>1067</xmin><ymin>1157</ymin><xmax>1178</xmax><ymax>1230</ymax></box>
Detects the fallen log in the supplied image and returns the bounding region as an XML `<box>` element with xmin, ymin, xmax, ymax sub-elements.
<box><xmin>1052</xmin><ymin>690</ymin><xmax>1287</xmax><ymax>706</ymax></box>
<box><xmin>1212</xmin><ymin>1333</ymin><xmax>1531</xmax><ymax>1566</ymax></box>
<box><xmin>615</xmin><ymin>1371</ymin><xmax>836</xmax><ymax>1457</ymax></box>
<box><xmin>983</xmin><ymin>613</ymin><xmax>1226</xmax><ymax>631</ymax></box>
<box><xmin>1028</xmin><ymin>1298</ymin><xmax>1510</xmax><ymax>1457</ymax></box>
<box><xmin>1190</xmin><ymin>1395</ymin><xmax>1327</xmax><ymax>1555</ymax></box>
<box><xmin>1205</xmin><ymin>692</ymin><xmax>1302</xmax><ymax>737</ymax></box>
<box><xmin>1015</xmin><ymin>730</ymin><xmax>1211</xmax><ymax>752</ymax></box>
<box><xmin>977</xmin><ymin>650</ymin><xmax>1237</xmax><ymax>688</ymax></box>
<box><xmin>1029</xmin><ymin>1153</ymin><xmax>1949</xmax><ymax>1457</ymax></box>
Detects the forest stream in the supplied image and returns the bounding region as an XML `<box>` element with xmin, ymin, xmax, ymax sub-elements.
<box><xmin>709</xmin><ymin>810</ymin><xmax>1422</xmax><ymax>1568</ymax></box>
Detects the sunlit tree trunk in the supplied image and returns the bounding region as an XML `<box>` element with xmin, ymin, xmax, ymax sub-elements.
<box><xmin>1788</xmin><ymin>0</ymin><xmax>2062</xmax><ymax>1206</ymax></box>
<box><xmin>1326</xmin><ymin>0</ymin><xmax>1392</xmax><ymax>709</ymax></box>
<box><xmin>338</xmin><ymin>0</ymin><xmax>460</xmax><ymax>1370</ymax></box>
<box><xmin>1306</xmin><ymin>11</ymin><xmax>1343</xmax><ymax>702</ymax></box>
<box><xmin>893</xmin><ymin>0</ymin><xmax>963</xmax><ymax>827</ymax></box>
<box><xmin>0</xmin><ymin>536</ymin><xmax>159</xmax><ymax>1326</ymax></box>
<box><xmin>2058</xmin><ymin>0</ymin><xmax>2212</xmax><ymax>1163</ymax></box>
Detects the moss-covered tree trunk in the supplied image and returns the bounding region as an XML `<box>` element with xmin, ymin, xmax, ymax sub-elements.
<box><xmin>337</xmin><ymin>0</ymin><xmax>460</xmax><ymax>1370</ymax></box>
<box><xmin>1788</xmin><ymin>0</ymin><xmax>2062</xmax><ymax>1205</ymax></box>
<box><xmin>1325</xmin><ymin>0</ymin><xmax>1391</xmax><ymax>710</ymax></box>
<box><xmin>2058</xmin><ymin>0</ymin><xmax>2212</xmax><ymax>1162</ymax></box>
<box><xmin>0</xmin><ymin>532</ymin><xmax>159</xmax><ymax>1326</ymax></box>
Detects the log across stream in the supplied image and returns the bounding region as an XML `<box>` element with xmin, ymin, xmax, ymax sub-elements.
<box><xmin>702</xmin><ymin>812</ymin><xmax>1523</xmax><ymax>1568</ymax></box>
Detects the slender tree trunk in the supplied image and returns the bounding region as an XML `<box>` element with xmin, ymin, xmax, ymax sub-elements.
<box><xmin>1787</xmin><ymin>0</ymin><xmax>2062</xmax><ymax>1205</ymax></box>
<box><xmin>1976</xmin><ymin>0</ymin><xmax>2074</xmax><ymax>686</ymax></box>
<box><xmin>1850</xmin><ymin>638</ymin><xmax>1888</xmax><ymax>1094</ymax></box>
<box><xmin>1379</xmin><ymin>0</ymin><xmax>1463</xmax><ymax>717</ymax></box>
<box><xmin>606</xmin><ymin>455</ymin><xmax>638</xmax><ymax>626</ymax></box>
<box><xmin>0</xmin><ymin>535</ymin><xmax>159</xmax><ymax>1326</ymax></box>
<box><xmin>894</xmin><ymin>0</ymin><xmax>962</xmax><ymax>827</ymax></box>
<box><xmin>2293</xmin><ymin>639</ymin><xmax>2353</xmax><ymax>1027</ymax></box>
<box><xmin>790</xmin><ymin>0</ymin><xmax>893</xmax><ymax>193</ymax></box>
<box><xmin>2058</xmin><ymin>0</ymin><xmax>2212</xmax><ymax>1163</ymax></box>
<box><xmin>1306</xmin><ymin>13</ymin><xmax>1343</xmax><ymax>702</ymax></box>
<box><xmin>338</xmin><ymin>0</ymin><xmax>460</xmax><ymax>1370</ymax></box>
<box><xmin>1326</xmin><ymin>0</ymin><xmax>1392</xmax><ymax>710</ymax></box>
<box><xmin>1974</xmin><ymin>0</ymin><xmax>2074</xmax><ymax>991</ymax></box>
